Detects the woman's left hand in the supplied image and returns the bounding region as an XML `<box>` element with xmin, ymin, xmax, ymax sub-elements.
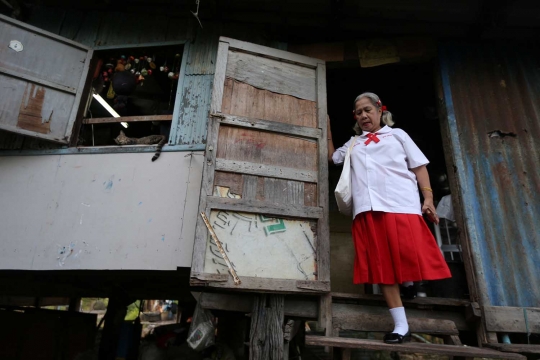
<box><xmin>422</xmin><ymin>199</ymin><xmax>439</xmax><ymax>225</ymax></box>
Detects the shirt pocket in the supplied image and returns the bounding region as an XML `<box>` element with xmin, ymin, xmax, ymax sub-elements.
<box><xmin>385</xmin><ymin>177</ymin><xmax>415</xmax><ymax>207</ymax></box>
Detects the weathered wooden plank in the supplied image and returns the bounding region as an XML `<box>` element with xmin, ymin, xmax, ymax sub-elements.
<box><xmin>287</xmin><ymin>181</ymin><xmax>304</xmax><ymax>206</ymax></box>
<box><xmin>221</xmin><ymin>37</ymin><xmax>321</xmax><ymax>68</ymax></box>
<box><xmin>484</xmin><ymin>306</ymin><xmax>540</xmax><ymax>334</ymax></box>
<box><xmin>316</xmin><ymin>62</ymin><xmax>330</xmax><ymax>284</ymax></box>
<box><xmin>484</xmin><ymin>343</ymin><xmax>540</xmax><ymax>355</ymax></box>
<box><xmin>0</xmin><ymin>65</ymin><xmax>77</xmax><ymax>94</ymax></box>
<box><xmin>214</xmin><ymin>171</ymin><xmax>244</xmax><ymax>196</ymax></box>
<box><xmin>190</xmin><ymin>273</ymin><xmax>229</xmax><ymax>282</ymax></box>
<box><xmin>223</xmin><ymin>78</ymin><xmax>317</xmax><ymax>128</ymax></box>
<box><xmin>206</xmin><ymin>196</ymin><xmax>323</xmax><ymax>219</ymax></box>
<box><xmin>305</xmin><ymin>336</ymin><xmax>526</xmax><ymax>360</ymax></box>
<box><xmin>193</xmin><ymin>291</ymin><xmax>318</xmax><ymax>319</ymax></box>
<box><xmin>250</xmin><ymin>295</ymin><xmax>285</xmax><ymax>360</ymax></box>
<box><xmin>331</xmin><ymin>292</ymin><xmax>470</xmax><ymax>308</ymax></box>
<box><xmin>226</xmin><ymin>50</ymin><xmax>317</xmax><ymax>101</ymax></box>
<box><xmin>304</xmin><ymin>183</ymin><xmax>318</xmax><ymax>207</ymax></box>
<box><xmin>221</xmin><ymin>78</ymin><xmax>234</xmax><ymax>115</ymax></box>
<box><xmin>465</xmin><ymin>301</ymin><xmax>481</xmax><ymax>322</ymax></box>
<box><xmin>215</xmin><ymin>159</ymin><xmax>317</xmax><ymax>183</ymax></box>
<box><xmin>334</xmin><ymin>312</ymin><xmax>459</xmax><ymax>335</ymax></box>
<box><xmin>216</xmin><ymin>126</ymin><xmax>318</xmax><ymax>172</ymax></box>
<box><xmin>210</xmin><ymin>41</ymin><xmax>230</xmax><ymax>114</ymax></box>
<box><xmin>443</xmin><ymin>334</ymin><xmax>462</xmax><ymax>346</ymax></box>
<box><xmin>191</xmin><ymin>117</ymin><xmax>220</xmax><ymax>275</ymax></box>
<box><xmin>256</xmin><ymin>176</ymin><xmax>266</xmax><ymax>201</ymax></box>
<box><xmin>213</xmin><ymin>114</ymin><xmax>321</xmax><ymax>138</ymax></box>
<box><xmin>296</xmin><ymin>281</ymin><xmax>330</xmax><ymax>292</ymax></box>
<box><xmin>82</xmin><ymin>115</ymin><xmax>173</xmax><ymax>124</ymax></box>
<box><xmin>1</xmin><ymin>144</ymin><xmax>203</xmax><ymax>156</ymax></box>
<box><xmin>333</xmin><ymin>303</ymin><xmax>469</xmax><ymax>331</ymax></box>
<box><xmin>193</xmin><ymin>275</ymin><xmax>329</xmax><ymax>294</ymax></box>
<box><xmin>242</xmin><ymin>175</ymin><xmax>259</xmax><ymax>200</ymax></box>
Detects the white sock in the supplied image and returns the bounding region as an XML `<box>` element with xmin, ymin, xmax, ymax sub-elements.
<box><xmin>402</xmin><ymin>281</ymin><xmax>413</xmax><ymax>287</ymax></box>
<box><xmin>389</xmin><ymin>307</ymin><xmax>409</xmax><ymax>335</ymax></box>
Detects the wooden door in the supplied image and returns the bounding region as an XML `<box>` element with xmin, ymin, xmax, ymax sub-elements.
<box><xmin>191</xmin><ymin>37</ymin><xmax>329</xmax><ymax>293</ymax></box>
<box><xmin>0</xmin><ymin>14</ymin><xmax>92</xmax><ymax>144</ymax></box>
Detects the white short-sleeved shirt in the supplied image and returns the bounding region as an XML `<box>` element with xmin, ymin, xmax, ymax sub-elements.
<box><xmin>332</xmin><ymin>126</ymin><xmax>429</xmax><ymax>218</ymax></box>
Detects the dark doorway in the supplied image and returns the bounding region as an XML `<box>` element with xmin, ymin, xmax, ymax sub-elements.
<box><xmin>326</xmin><ymin>61</ymin><xmax>468</xmax><ymax>299</ymax></box>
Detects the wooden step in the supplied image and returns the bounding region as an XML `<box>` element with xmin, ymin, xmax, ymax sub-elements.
<box><xmin>484</xmin><ymin>343</ymin><xmax>540</xmax><ymax>355</ymax></box>
<box><xmin>332</xmin><ymin>292</ymin><xmax>470</xmax><ymax>308</ymax></box>
<box><xmin>305</xmin><ymin>335</ymin><xmax>526</xmax><ymax>360</ymax></box>
<box><xmin>333</xmin><ymin>302</ymin><xmax>469</xmax><ymax>331</ymax></box>
<box><xmin>334</xmin><ymin>313</ymin><xmax>459</xmax><ymax>336</ymax></box>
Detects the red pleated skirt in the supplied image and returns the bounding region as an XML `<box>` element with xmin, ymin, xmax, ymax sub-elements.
<box><xmin>352</xmin><ymin>211</ymin><xmax>451</xmax><ymax>285</ymax></box>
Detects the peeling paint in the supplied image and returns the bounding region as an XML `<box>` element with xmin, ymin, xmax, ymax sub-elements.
<box><xmin>17</xmin><ymin>83</ymin><xmax>51</xmax><ymax>134</ymax></box>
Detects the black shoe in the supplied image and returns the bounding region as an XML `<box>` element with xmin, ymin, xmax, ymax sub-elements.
<box><xmin>383</xmin><ymin>330</ymin><xmax>411</xmax><ymax>344</ymax></box>
<box><xmin>401</xmin><ymin>285</ymin><xmax>417</xmax><ymax>300</ymax></box>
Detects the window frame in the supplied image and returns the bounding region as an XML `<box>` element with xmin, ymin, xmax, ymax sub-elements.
<box><xmin>1</xmin><ymin>40</ymin><xmax>197</xmax><ymax>155</ymax></box>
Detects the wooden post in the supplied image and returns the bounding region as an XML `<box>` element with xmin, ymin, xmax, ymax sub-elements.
<box><xmin>250</xmin><ymin>294</ymin><xmax>285</xmax><ymax>360</ymax></box>
<box><xmin>68</xmin><ymin>297</ymin><xmax>81</xmax><ymax>312</ymax></box>
<box><xmin>98</xmin><ymin>296</ymin><xmax>130</xmax><ymax>360</ymax></box>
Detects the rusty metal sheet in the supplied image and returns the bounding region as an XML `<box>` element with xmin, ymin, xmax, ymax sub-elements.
<box><xmin>440</xmin><ymin>43</ymin><xmax>540</xmax><ymax>307</ymax></box>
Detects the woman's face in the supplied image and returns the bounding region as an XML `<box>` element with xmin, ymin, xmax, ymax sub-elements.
<box><xmin>353</xmin><ymin>97</ymin><xmax>382</xmax><ymax>133</ymax></box>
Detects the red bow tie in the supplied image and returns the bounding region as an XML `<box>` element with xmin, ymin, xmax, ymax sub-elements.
<box><xmin>364</xmin><ymin>133</ymin><xmax>380</xmax><ymax>146</ymax></box>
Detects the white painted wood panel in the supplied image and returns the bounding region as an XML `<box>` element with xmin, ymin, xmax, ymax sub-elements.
<box><xmin>0</xmin><ymin>152</ymin><xmax>203</xmax><ymax>270</ymax></box>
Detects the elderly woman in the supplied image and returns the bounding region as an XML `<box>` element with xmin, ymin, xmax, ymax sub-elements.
<box><xmin>327</xmin><ymin>92</ymin><xmax>451</xmax><ymax>344</ymax></box>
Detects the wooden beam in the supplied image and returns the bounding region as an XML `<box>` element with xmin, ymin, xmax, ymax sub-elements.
<box><xmin>206</xmin><ymin>196</ymin><xmax>323</xmax><ymax>219</ymax></box>
<box><xmin>333</xmin><ymin>303</ymin><xmax>469</xmax><ymax>331</ymax></box>
<box><xmin>220</xmin><ymin>37</ymin><xmax>321</xmax><ymax>68</ymax></box>
<box><xmin>334</xmin><ymin>313</ymin><xmax>459</xmax><ymax>336</ymax></box>
<box><xmin>210</xmin><ymin>41</ymin><xmax>230</xmax><ymax>114</ymax></box>
<box><xmin>305</xmin><ymin>336</ymin><xmax>526</xmax><ymax>360</ymax></box>
<box><xmin>191</xmin><ymin>275</ymin><xmax>329</xmax><ymax>294</ymax></box>
<box><xmin>250</xmin><ymin>295</ymin><xmax>285</xmax><ymax>360</ymax></box>
<box><xmin>484</xmin><ymin>343</ymin><xmax>540</xmax><ymax>355</ymax></box>
<box><xmin>82</xmin><ymin>115</ymin><xmax>173</xmax><ymax>124</ymax></box>
<box><xmin>484</xmin><ymin>306</ymin><xmax>540</xmax><ymax>334</ymax></box>
<box><xmin>215</xmin><ymin>159</ymin><xmax>318</xmax><ymax>183</ymax></box>
<box><xmin>193</xmin><ymin>291</ymin><xmax>318</xmax><ymax>319</ymax></box>
<box><xmin>226</xmin><ymin>50</ymin><xmax>317</xmax><ymax>101</ymax></box>
<box><xmin>213</xmin><ymin>113</ymin><xmax>321</xmax><ymax>139</ymax></box>
<box><xmin>332</xmin><ymin>292</ymin><xmax>471</xmax><ymax>308</ymax></box>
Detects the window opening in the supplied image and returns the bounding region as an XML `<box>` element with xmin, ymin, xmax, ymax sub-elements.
<box><xmin>327</xmin><ymin>62</ymin><xmax>468</xmax><ymax>299</ymax></box>
<box><xmin>78</xmin><ymin>44</ymin><xmax>183</xmax><ymax>147</ymax></box>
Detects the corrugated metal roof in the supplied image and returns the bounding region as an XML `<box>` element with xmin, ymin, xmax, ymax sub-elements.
<box><xmin>440</xmin><ymin>42</ymin><xmax>540</xmax><ymax>307</ymax></box>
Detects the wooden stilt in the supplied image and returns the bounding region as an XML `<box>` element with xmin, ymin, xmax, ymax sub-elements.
<box><xmin>250</xmin><ymin>294</ymin><xmax>285</xmax><ymax>360</ymax></box>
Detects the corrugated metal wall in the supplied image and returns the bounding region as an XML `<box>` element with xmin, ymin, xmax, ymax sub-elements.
<box><xmin>440</xmin><ymin>43</ymin><xmax>540</xmax><ymax>307</ymax></box>
<box><xmin>171</xmin><ymin>25</ymin><xmax>220</xmax><ymax>145</ymax></box>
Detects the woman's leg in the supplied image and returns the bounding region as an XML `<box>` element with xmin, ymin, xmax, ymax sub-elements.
<box><xmin>380</xmin><ymin>284</ymin><xmax>410</xmax><ymax>338</ymax></box>
<box><xmin>379</xmin><ymin>284</ymin><xmax>402</xmax><ymax>308</ymax></box>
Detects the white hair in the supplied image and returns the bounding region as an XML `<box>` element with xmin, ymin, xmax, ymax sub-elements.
<box><xmin>353</xmin><ymin>92</ymin><xmax>394</xmax><ymax>134</ymax></box>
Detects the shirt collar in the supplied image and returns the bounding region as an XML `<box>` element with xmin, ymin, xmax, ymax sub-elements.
<box><xmin>360</xmin><ymin>125</ymin><xmax>391</xmax><ymax>137</ymax></box>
